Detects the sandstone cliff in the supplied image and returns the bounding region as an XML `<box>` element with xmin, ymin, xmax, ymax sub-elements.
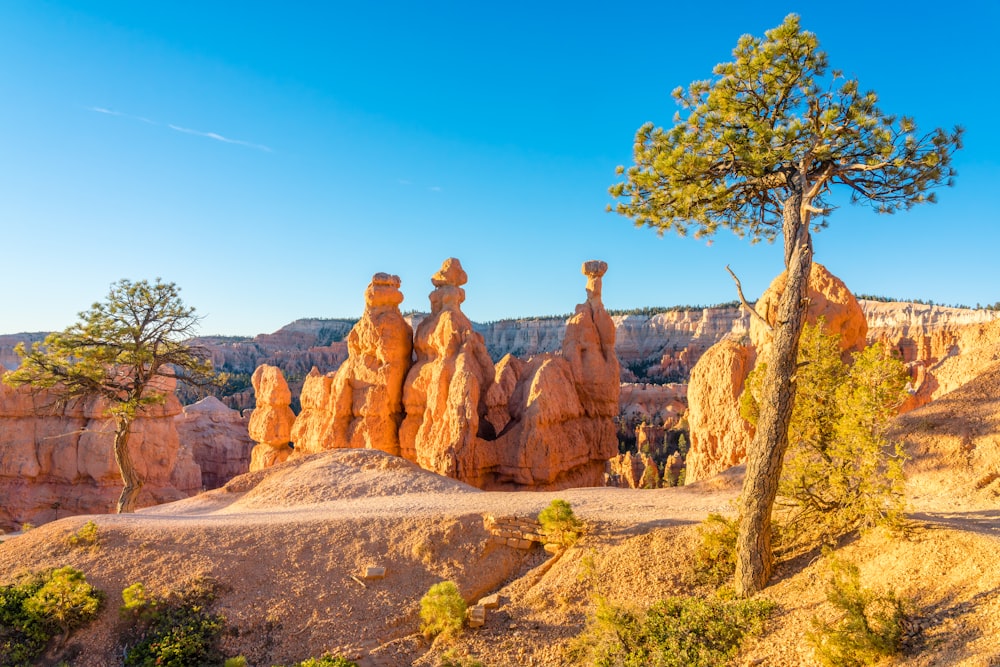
<box><xmin>0</xmin><ymin>366</ymin><xmax>199</xmax><ymax>531</ymax></box>
<box><xmin>174</xmin><ymin>396</ymin><xmax>254</xmax><ymax>490</ymax></box>
<box><xmin>249</xmin><ymin>259</ymin><xmax>621</xmax><ymax>492</ymax></box>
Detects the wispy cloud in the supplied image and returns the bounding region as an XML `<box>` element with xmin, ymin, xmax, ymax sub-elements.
<box><xmin>87</xmin><ymin>106</ymin><xmax>270</xmax><ymax>152</ymax></box>
<box><xmin>88</xmin><ymin>106</ymin><xmax>156</xmax><ymax>124</ymax></box>
<box><xmin>398</xmin><ymin>178</ymin><xmax>412</xmax><ymax>185</ymax></box>
<box><xmin>428</xmin><ymin>186</ymin><xmax>442</xmax><ymax>192</ymax></box>
<box><xmin>167</xmin><ymin>124</ymin><xmax>271</xmax><ymax>152</ymax></box>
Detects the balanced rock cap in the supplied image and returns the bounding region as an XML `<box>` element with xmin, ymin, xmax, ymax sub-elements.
<box><xmin>431</xmin><ymin>258</ymin><xmax>468</xmax><ymax>288</ymax></box>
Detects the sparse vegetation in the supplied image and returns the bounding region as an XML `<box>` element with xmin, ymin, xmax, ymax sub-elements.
<box><xmin>280</xmin><ymin>657</ymin><xmax>359</xmax><ymax>667</ymax></box>
<box><xmin>538</xmin><ymin>499</ymin><xmax>583</xmax><ymax>547</ymax></box>
<box><xmin>568</xmin><ymin>594</ymin><xmax>775</xmax><ymax>666</ymax></box>
<box><xmin>741</xmin><ymin>322</ymin><xmax>909</xmax><ymax>550</ymax></box>
<box><xmin>66</xmin><ymin>520</ymin><xmax>99</xmax><ymax>548</ymax></box>
<box><xmin>808</xmin><ymin>559</ymin><xmax>907</xmax><ymax>666</ymax></box>
<box><xmin>691</xmin><ymin>514</ymin><xmax>738</xmax><ymax>588</ymax></box>
<box><xmin>420</xmin><ymin>581</ymin><xmax>467</xmax><ymax>641</ymax></box>
<box><xmin>0</xmin><ymin>567</ymin><xmax>103</xmax><ymax>667</ymax></box>
<box><xmin>121</xmin><ymin>576</ymin><xmax>226</xmax><ymax>667</ymax></box>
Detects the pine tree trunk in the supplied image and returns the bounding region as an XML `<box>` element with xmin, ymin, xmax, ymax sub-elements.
<box><xmin>113</xmin><ymin>416</ymin><xmax>142</xmax><ymax>513</ymax></box>
<box><xmin>734</xmin><ymin>195</ymin><xmax>813</xmax><ymax>596</ymax></box>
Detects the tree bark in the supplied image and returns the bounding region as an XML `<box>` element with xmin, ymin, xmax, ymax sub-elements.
<box><xmin>734</xmin><ymin>194</ymin><xmax>813</xmax><ymax>596</ymax></box>
<box><xmin>113</xmin><ymin>416</ymin><xmax>143</xmax><ymax>513</ymax></box>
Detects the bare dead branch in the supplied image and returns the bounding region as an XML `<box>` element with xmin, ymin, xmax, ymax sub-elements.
<box><xmin>726</xmin><ymin>265</ymin><xmax>773</xmax><ymax>333</ymax></box>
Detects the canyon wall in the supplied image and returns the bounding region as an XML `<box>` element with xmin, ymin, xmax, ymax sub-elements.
<box><xmin>0</xmin><ymin>370</ymin><xmax>255</xmax><ymax>531</ymax></box>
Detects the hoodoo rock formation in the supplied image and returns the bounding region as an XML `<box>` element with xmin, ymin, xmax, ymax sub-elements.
<box><xmin>292</xmin><ymin>273</ymin><xmax>414</xmax><ymax>457</ymax></box>
<box><xmin>477</xmin><ymin>259</ymin><xmax>621</xmax><ymax>489</ymax></box>
<box><xmin>252</xmin><ymin>259</ymin><xmax>620</xmax><ymax>491</ymax></box>
<box><xmin>399</xmin><ymin>258</ymin><xmax>496</xmax><ymax>477</ymax></box>
<box><xmin>685</xmin><ymin>263</ymin><xmax>867</xmax><ymax>484</ymax></box>
<box><xmin>0</xmin><ymin>365</ymin><xmax>200</xmax><ymax>530</ymax></box>
<box><xmin>247</xmin><ymin>365</ymin><xmax>296</xmax><ymax>471</ymax></box>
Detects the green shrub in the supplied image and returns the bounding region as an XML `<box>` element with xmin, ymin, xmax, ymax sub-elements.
<box><xmin>691</xmin><ymin>514</ymin><xmax>738</xmax><ymax>588</ymax></box>
<box><xmin>808</xmin><ymin>559</ymin><xmax>906</xmax><ymax>667</ymax></box>
<box><xmin>438</xmin><ymin>648</ymin><xmax>486</xmax><ymax>666</ymax></box>
<box><xmin>224</xmin><ymin>658</ymin><xmax>249</xmax><ymax>667</ymax></box>
<box><xmin>538</xmin><ymin>499</ymin><xmax>583</xmax><ymax>547</ymax></box>
<box><xmin>420</xmin><ymin>581</ymin><xmax>467</xmax><ymax>640</ymax></box>
<box><xmin>740</xmin><ymin>322</ymin><xmax>909</xmax><ymax>549</ymax></box>
<box><xmin>66</xmin><ymin>520</ymin><xmax>99</xmax><ymax>548</ymax></box>
<box><xmin>0</xmin><ymin>568</ymin><xmax>103</xmax><ymax>667</ymax></box>
<box><xmin>122</xmin><ymin>578</ymin><xmax>226</xmax><ymax>667</ymax></box>
<box><xmin>120</xmin><ymin>582</ymin><xmax>156</xmax><ymax>621</ymax></box>
<box><xmin>0</xmin><ymin>575</ymin><xmax>48</xmax><ymax>667</ymax></box>
<box><xmin>272</xmin><ymin>656</ymin><xmax>358</xmax><ymax>667</ymax></box>
<box><xmin>569</xmin><ymin>594</ymin><xmax>775</xmax><ymax>666</ymax></box>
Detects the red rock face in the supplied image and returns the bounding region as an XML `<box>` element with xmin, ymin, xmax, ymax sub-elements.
<box><xmin>750</xmin><ymin>262</ymin><xmax>868</xmax><ymax>360</ymax></box>
<box><xmin>444</xmin><ymin>259</ymin><xmax>621</xmax><ymax>490</ymax></box>
<box><xmin>400</xmin><ymin>259</ymin><xmax>497</xmax><ymax>479</ymax></box>
<box><xmin>175</xmin><ymin>396</ymin><xmax>254</xmax><ymax>490</ymax></box>
<box><xmin>684</xmin><ymin>338</ymin><xmax>757</xmax><ymax>484</ymax></box>
<box><xmin>0</xmin><ymin>368</ymin><xmax>199</xmax><ymax>531</ymax></box>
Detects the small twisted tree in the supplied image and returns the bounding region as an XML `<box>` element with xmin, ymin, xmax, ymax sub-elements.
<box><xmin>610</xmin><ymin>15</ymin><xmax>961</xmax><ymax>595</ymax></box>
<box><xmin>4</xmin><ymin>279</ymin><xmax>213</xmax><ymax>513</ymax></box>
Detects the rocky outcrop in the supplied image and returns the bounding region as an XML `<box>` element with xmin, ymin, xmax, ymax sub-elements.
<box><xmin>250</xmin><ymin>259</ymin><xmax>621</xmax><ymax>492</ymax></box>
<box><xmin>292</xmin><ymin>274</ymin><xmax>414</xmax><ymax>457</ymax></box>
<box><xmin>614</xmin><ymin>308</ymin><xmax>749</xmax><ymax>382</ymax></box>
<box><xmin>686</xmin><ymin>263</ymin><xmax>866</xmax><ymax>484</ymax></box>
<box><xmin>618</xmin><ymin>383</ymin><xmax>686</xmax><ymax>429</ymax></box>
<box><xmin>478</xmin><ymin>260</ymin><xmax>621</xmax><ymax>489</ymax></box>
<box><xmin>0</xmin><ymin>366</ymin><xmax>200</xmax><ymax>531</ymax></box>
<box><xmin>175</xmin><ymin>396</ymin><xmax>254</xmax><ymax>490</ymax></box>
<box><xmin>750</xmin><ymin>262</ymin><xmax>867</xmax><ymax>359</ymax></box>
<box><xmin>684</xmin><ymin>337</ymin><xmax>757</xmax><ymax>484</ymax></box>
<box><xmin>247</xmin><ymin>365</ymin><xmax>295</xmax><ymax>471</ymax></box>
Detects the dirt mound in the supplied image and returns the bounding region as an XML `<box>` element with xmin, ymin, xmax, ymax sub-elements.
<box><xmin>225</xmin><ymin>448</ymin><xmax>481</xmax><ymax>510</ymax></box>
<box><xmin>893</xmin><ymin>362</ymin><xmax>1000</xmax><ymax>510</ymax></box>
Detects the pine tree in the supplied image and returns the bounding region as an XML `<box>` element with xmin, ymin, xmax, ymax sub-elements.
<box><xmin>610</xmin><ymin>14</ymin><xmax>960</xmax><ymax>595</ymax></box>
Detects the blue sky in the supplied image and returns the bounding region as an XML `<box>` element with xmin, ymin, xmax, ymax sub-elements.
<box><xmin>1</xmin><ymin>1</ymin><xmax>997</xmax><ymax>336</ymax></box>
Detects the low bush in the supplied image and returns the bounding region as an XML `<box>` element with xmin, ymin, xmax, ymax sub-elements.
<box><xmin>691</xmin><ymin>514</ymin><xmax>738</xmax><ymax>588</ymax></box>
<box><xmin>420</xmin><ymin>581</ymin><xmax>466</xmax><ymax>640</ymax></box>
<box><xmin>538</xmin><ymin>499</ymin><xmax>583</xmax><ymax>547</ymax></box>
<box><xmin>121</xmin><ymin>577</ymin><xmax>226</xmax><ymax>667</ymax></box>
<box><xmin>808</xmin><ymin>559</ymin><xmax>906</xmax><ymax>667</ymax></box>
<box><xmin>66</xmin><ymin>520</ymin><xmax>99</xmax><ymax>548</ymax></box>
<box><xmin>0</xmin><ymin>567</ymin><xmax>103</xmax><ymax>667</ymax></box>
<box><xmin>569</xmin><ymin>594</ymin><xmax>775</xmax><ymax>666</ymax></box>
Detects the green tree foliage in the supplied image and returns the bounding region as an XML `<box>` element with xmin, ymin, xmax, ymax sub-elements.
<box><xmin>65</xmin><ymin>520</ymin><xmax>99</xmax><ymax>548</ymax></box>
<box><xmin>610</xmin><ymin>14</ymin><xmax>959</xmax><ymax>594</ymax></box>
<box><xmin>569</xmin><ymin>594</ymin><xmax>774</xmax><ymax>667</ymax></box>
<box><xmin>742</xmin><ymin>322</ymin><xmax>909</xmax><ymax>545</ymax></box>
<box><xmin>538</xmin><ymin>499</ymin><xmax>583</xmax><ymax>547</ymax></box>
<box><xmin>0</xmin><ymin>568</ymin><xmax>103</xmax><ymax>667</ymax></box>
<box><xmin>3</xmin><ymin>279</ymin><xmax>215</xmax><ymax>513</ymax></box>
<box><xmin>419</xmin><ymin>581</ymin><xmax>467</xmax><ymax>640</ymax></box>
<box><xmin>808</xmin><ymin>559</ymin><xmax>906</xmax><ymax>666</ymax></box>
<box><xmin>121</xmin><ymin>577</ymin><xmax>226</xmax><ymax>667</ymax></box>
<box><xmin>691</xmin><ymin>514</ymin><xmax>739</xmax><ymax>588</ymax></box>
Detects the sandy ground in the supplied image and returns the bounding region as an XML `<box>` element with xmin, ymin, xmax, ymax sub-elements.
<box><xmin>2</xmin><ymin>384</ymin><xmax>999</xmax><ymax>667</ymax></box>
